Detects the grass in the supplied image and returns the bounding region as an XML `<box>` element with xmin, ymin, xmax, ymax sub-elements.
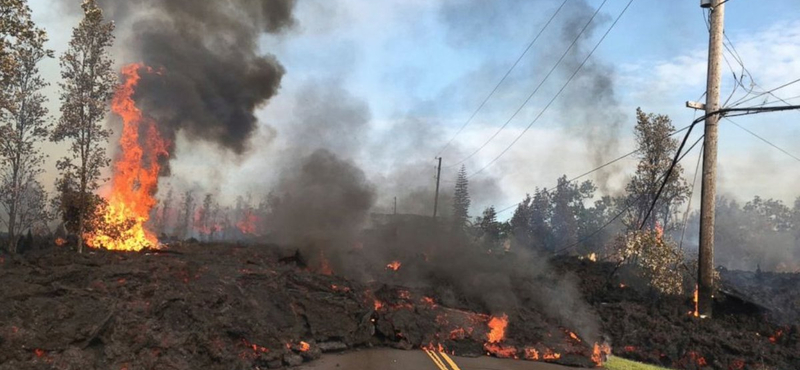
<box><xmin>604</xmin><ymin>356</ymin><xmax>672</xmax><ymax>370</ymax></box>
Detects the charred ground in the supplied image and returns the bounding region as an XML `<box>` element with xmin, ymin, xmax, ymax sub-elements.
<box><xmin>0</xmin><ymin>243</ymin><xmax>797</xmax><ymax>370</ymax></box>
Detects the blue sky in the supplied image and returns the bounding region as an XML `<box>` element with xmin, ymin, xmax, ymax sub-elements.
<box><xmin>29</xmin><ymin>0</ymin><xmax>800</xmax><ymax>217</ymax></box>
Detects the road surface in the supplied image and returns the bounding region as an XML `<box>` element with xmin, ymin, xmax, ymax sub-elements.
<box><xmin>297</xmin><ymin>348</ymin><xmax>580</xmax><ymax>370</ymax></box>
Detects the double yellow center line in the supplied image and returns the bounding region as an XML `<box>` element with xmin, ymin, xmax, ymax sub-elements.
<box><xmin>423</xmin><ymin>349</ymin><xmax>462</xmax><ymax>370</ymax></box>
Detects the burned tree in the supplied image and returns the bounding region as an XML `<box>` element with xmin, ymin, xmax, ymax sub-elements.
<box><xmin>625</xmin><ymin>108</ymin><xmax>688</xmax><ymax>231</ymax></box>
<box><xmin>0</xmin><ymin>2</ymin><xmax>52</xmax><ymax>252</ymax></box>
<box><xmin>50</xmin><ymin>0</ymin><xmax>117</xmax><ymax>253</ymax></box>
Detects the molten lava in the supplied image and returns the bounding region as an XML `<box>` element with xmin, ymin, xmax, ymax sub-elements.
<box><xmin>386</xmin><ymin>260</ymin><xmax>401</xmax><ymax>271</ymax></box>
<box><xmin>87</xmin><ymin>64</ymin><xmax>169</xmax><ymax>251</ymax></box>
<box><xmin>692</xmin><ymin>285</ymin><xmax>699</xmax><ymax>317</ymax></box>
<box><xmin>486</xmin><ymin>314</ymin><xmax>508</xmax><ymax>343</ymax></box>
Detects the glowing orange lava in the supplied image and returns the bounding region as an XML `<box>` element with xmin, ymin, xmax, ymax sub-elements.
<box><xmin>386</xmin><ymin>260</ymin><xmax>401</xmax><ymax>271</ymax></box>
<box><xmin>486</xmin><ymin>314</ymin><xmax>508</xmax><ymax>343</ymax></box>
<box><xmin>87</xmin><ymin>63</ymin><xmax>169</xmax><ymax>251</ymax></box>
<box><xmin>299</xmin><ymin>341</ymin><xmax>310</xmax><ymax>352</ymax></box>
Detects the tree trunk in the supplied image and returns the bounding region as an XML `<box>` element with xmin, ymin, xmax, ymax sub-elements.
<box><xmin>77</xmin><ymin>212</ymin><xmax>84</xmax><ymax>254</ymax></box>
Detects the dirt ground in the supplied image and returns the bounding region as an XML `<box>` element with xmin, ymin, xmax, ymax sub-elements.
<box><xmin>0</xmin><ymin>243</ymin><xmax>797</xmax><ymax>370</ymax></box>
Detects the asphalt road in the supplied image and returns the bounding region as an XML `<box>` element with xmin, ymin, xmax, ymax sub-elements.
<box><xmin>297</xmin><ymin>348</ymin><xmax>579</xmax><ymax>370</ymax></box>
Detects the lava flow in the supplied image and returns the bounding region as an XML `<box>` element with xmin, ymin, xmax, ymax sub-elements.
<box><xmin>86</xmin><ymin>63</ymin><xmax>169</xmax><ymax>251</ymax></box>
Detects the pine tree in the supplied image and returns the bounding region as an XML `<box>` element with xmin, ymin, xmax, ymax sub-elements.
<box><xmin>625</xmin><ymin>108</ymin><xmax>689</xmax><ymax>231</ymax></box>
<box><xmin>0</xmin><ymin>3</ymin><xmax>52</xmax><ymax>252</ymax></box>
<box><xmin>451</xmin><ymin>165</ymin><xmax>470</xmax><ymax>231</ymax></box>
<box><xmin>50</xmin><ymin>0</ymin><xmax>117</xmax><ymax>253</ymax></box>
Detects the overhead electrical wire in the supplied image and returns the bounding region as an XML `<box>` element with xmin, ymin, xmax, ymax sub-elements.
<box><xmin>434</xmin><ymin>0</ymin><xmax>570</xmax><ymax>158</ymax></box>
<box><xmin>552</xmin><ymin>134</ymin><xmax>704</xmax><ymax>255</ymax></box>
<box><xmin>445</xmin><ymin>0</ymin><xmax>609</xmax><ymax>169</ymax></box>
<box><xmin>464</xmin><ymin>0</ymin><xmax>636</xmax><ymax>178</ymax></box>
<box><xmin>725</xmin><ymin>117</ymin><xmax>800</xmax><ymax>162</ymax></box>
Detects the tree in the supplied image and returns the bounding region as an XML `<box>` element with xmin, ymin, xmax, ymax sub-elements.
<box><xmin>178</xmin><ymin>190</ymin><xmax>195</xmax><ymax>239</ymax></box>
<box><xmin>550</xmin><ymin>176</ymin><xmax>596</xmax><ymax>254</ymax></box>
<box><xmin>50</xmin><ymin>0</ymin><xmax>117</xmax><ymax>253</ymax></box>
<box><xmin>625</xmin><ymin>108</ymin><xmax>689</xmax><ymax>231</ymax></box>
<box><xmin>451</xmin><ymin>165</ymin><xmax>470</xmax><ymax>232</ymax></box>
<box><xmin>476</xmin><ymin>205</ymin><xmax>505</xmax><ymax>252</ymax></box>
<box><xmin>0</xmin><ymin>0</ymin><xmax>38</xmax><ymax>111</ymax></box>
<box><xmin>0</xmin><ymin>6</ymin><xmax>52</xmax><ymax>252</ymax></box>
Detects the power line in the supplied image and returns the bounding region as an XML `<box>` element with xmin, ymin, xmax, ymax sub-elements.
<box><xmin>725</xmin><ymin>117</ymin><xmax>800</xmax><ymax>162</ymax></box>
<box><xmin>730</xmin><ymin>77</ymin><xmax>800</xmax><ymax>108</ymax></box>
<box><xmin>445</xmin><ymin>0</ymin><xmax>609</xmax><ymax>169</ymax></box>
<box><xmin>679</xmin><ymin>143</ymin><xmax>704</xmax><ymax>252</ymax></box>
<box><xmin>495</xmin><ymin>123</ymin><xmax>692</xmax><ymax>215</ymax></box>
<box><xmin>434</xmin><ymin>0</ymin><xmax>570</xmax><ymax>158</ymax></box>
<box><xmin>466</xmin><ymin>0</ymin><xmax>636</xmax><ymax>178</ymax></box>
<box><xmin>552</xmin><ymin>135</ymin><xmax>704</xmax><ymax>255</ymax></box>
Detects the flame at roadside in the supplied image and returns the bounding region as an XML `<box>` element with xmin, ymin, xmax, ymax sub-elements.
<box><xmin>86</xmin><ymin>64</ymin><xmax>169</xmax><ymax>251</ymax></box>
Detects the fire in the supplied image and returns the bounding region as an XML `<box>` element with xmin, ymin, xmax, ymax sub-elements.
<box><xmin>421</xmin><ymin>296</ymin><xmax>436</xmax><ymax>307</ymax></box>
<box><xmin>299</xmin><ymin>341</ymin><xmax>310</xmax><ymax>352</ymax></box>
<box><xmin>319</xmin><ymin>251</ymin><xmax>333</xmax><ymax>275</ymax></box>
<box><xmin>374</xmin><ymin>299</ymin><xmax>384</xmax><ymax>311</ymax></box>
<box><xmin>769</xmin><ymin>329</ymin><xmax>783</xmax><ymax>343</ymax></box>
<box><xmin>542</xmin><ymin>349</ymin><xmax>561</xmax><ymax>360</ymax></box>
<box><xmin>54</xmin><ymin>238</ymin><xmax>66</xmax><ymax>246</ymax></box>
<box><xmin>33</xmin><ymin>348</ymin><xmax>45</xmax><ymax>357</ymax></box>
<box><xmin>236</xmin><ymin>211</ymin><xmax>258</xmax><ymax>235</ymax></box>
<box><xmin>691</xmin><ymin>285</ymin><xmax>699</xmax><ymax>317</ymax></box>
<box><xmin>591</xmin><ymin>342</ymin><xmax>611</xmax><ymax>366</ymax></box>
<box><xmin>524</xmin><ymin>347</ymin><xmax>539</xmax><ymax>360</ymax></box>
<box><xmin>486</xmin><ymin>314</ymin><xmax>508</xmax><ymax>343</ymax></box>
<box><xmin>568</xmin><ymin>331</ymin><xmax>581</xmax><ymax>342</ymax></box>
<box><xmin>386</xmin><ymin>260</ymin><xmax>401</xmax><ymax>271</ymax></box>
<box><xmin>484</xmin><ymin>343</ymin><xmax>517</xmax><ymax>358</ymax></box>
<box><xmin>87</xmin><ymin>64</ymin><xmax>169</xmax><ymax>251</ymax></box>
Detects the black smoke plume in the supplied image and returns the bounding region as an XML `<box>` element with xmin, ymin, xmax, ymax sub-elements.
<box><xmin>86</xmin><ymin>0</ymin><xmax>296</xmax><ymax>169</ymax></box>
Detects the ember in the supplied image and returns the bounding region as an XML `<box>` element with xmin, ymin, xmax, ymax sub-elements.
<box><xmin>386</xmin><ymin>260</ymin><xmax>401</xmax><ymax>271</ymax></box>
<box><xmin>54</xmin><ymin>238</ymin><xmax>66</xmax><ymax>246</ymax></box>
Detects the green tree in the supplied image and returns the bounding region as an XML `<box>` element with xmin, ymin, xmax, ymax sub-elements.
<box><xmin>550</xmin><ymin>176</ymin><xmax>596</xmax><ymax>254</ymax></box>
<box><xmin>476</xmin><ymin>205</ymin><xmax>505</xmax><ymax>252</ymax></box>
<box><xmin>0</xmin><ymin>5</ymin><xmax>52</xmax><ymax>252</ymax></box>
<box><xmin>50</xmin><ymin>0</ymin><xmax>117</xmax><ymax>253</ymax></box>
<box><xmin>451</xmin><ymin>165</ymin><xmax>470</xmax><ymax>232</ymax></box>
<box><xmin>625</xmin><ymin>108</ymin><xmax>689</xmax><ymax>231</ymax></box>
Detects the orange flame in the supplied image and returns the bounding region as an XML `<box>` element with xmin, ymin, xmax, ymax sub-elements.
<box><xmin>54</xmin><ymin>238</ymin><xmax>66</xmax><ymax>247</ymax></box>
<box><xmin>524</xmin><ymin>347</ymin><xmax>539</xmax><ymax>360</ymax></box>
<box><xmin>386</xmin><ymin>260</ymin><xmax>401</xmax><ymax>271</ymax></box>
<box><xmin>87</xmin><ymin>64</ymin><xmax>169</xmax><ymax>251</ymax></box>
<box><xmin>486</xmin><ymin>314</ymin><xmax>508</xmax><ymax>343</ymax></box>
<box><xmin>299</xmin><ymin>341</ymin><xmax>310</xmax><ymax>352</ymax></box>
<box><xmin>568</xmin><ymin>331</ymin><xmax>581</xmax><ymax>342</ymax></box>
<box><xmin>236</xmin><ymin>211</ymin><xmax>258</xmax><ymax>235</ymax></box>
<box><xmin>769</xmin><ymin>329</ymin><xmax>783</xmax><ymax>343</ymax></box>
<box><xmin>591</xmin><ymin>342</ymin><xmax>611</xmax><ymax>366</ymax></box>
<box><xmin>692</xmin><ymin>285</ymin><xmax>699</xmax><ymax>317</ymax></box>
<box><xmin>33</xmin><ymin>349</ymin><xmax>45</xmax><ymax>357</ymax></box>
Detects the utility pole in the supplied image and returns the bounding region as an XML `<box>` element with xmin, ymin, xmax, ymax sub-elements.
<box><xmin>433</xmin><ymin>157</ymin><xmax>442</xmax><ymax>218</ymax></box>
<box><xmin>393</xmin><ymin>197</ymin><xmax>397</xmax><ymax>215</ymax></box>
<box><xmin>698</xmin><ymin>0</ymin><xmax>725</xmax><ymax>318</ymax></box>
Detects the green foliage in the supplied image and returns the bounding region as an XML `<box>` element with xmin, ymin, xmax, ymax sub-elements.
<box><xmin>612</xmin><ymin>227</ymin><xmax>686</xmax><ymax>295</ymax></box>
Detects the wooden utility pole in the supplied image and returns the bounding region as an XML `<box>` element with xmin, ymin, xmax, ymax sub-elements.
<box><xmin>433</xmin><ymin>157</ymin><xmax>442</xmax><ymax>218</ymax></box>
<box><xmin>698</xmin><ymin>0</ymin><xmax>725</xmax><ymax>318</ymax></box>
<box><xmin>393</xmin><ymin>197</ymin><xmax>397</xmax><ymax>215</ymax></box>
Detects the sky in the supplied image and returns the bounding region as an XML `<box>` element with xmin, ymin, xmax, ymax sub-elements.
<box><xmin>26</xmin><ymin>0</ymin><xmax>800</xmax><ymax>219</ymax></box>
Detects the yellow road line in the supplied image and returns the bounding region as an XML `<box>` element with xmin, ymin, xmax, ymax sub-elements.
<box><xmin>439</xmin><ymin>352</ymin><xmax>462</xmax><ymax>370</ymax></box>
<box><xmin>424</xmin><ymin>349</ymin><xmax>449</xmax><ymax>370</ymax></box>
